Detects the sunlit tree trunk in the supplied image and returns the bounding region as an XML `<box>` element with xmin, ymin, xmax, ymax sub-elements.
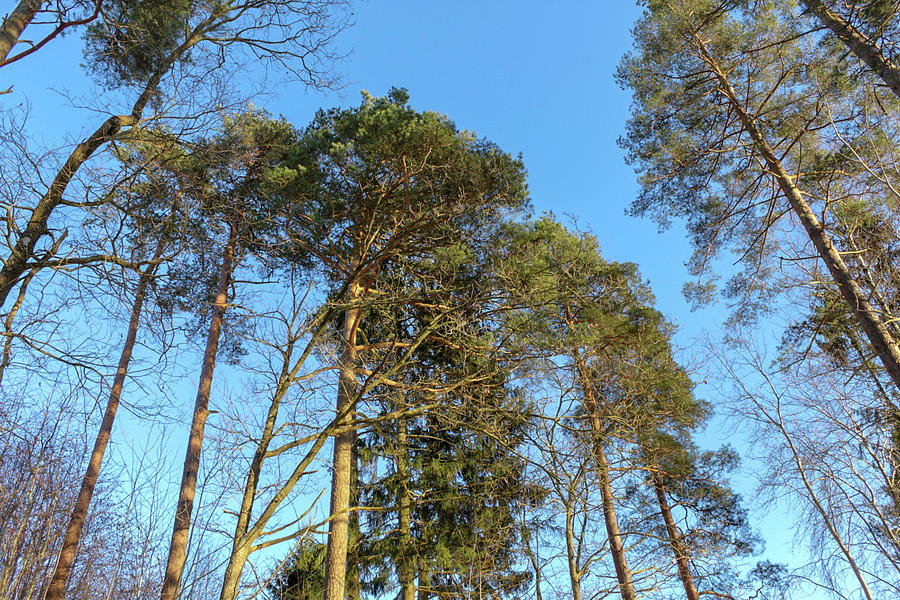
<box><xmin>43</xmin><ymin>239</ymin><xmax>166</xmax><ymax>600</ymax></box>
<box><xmin>160</xmin><ymin>223</ymin><xmax>236</xmax><ymax>600</ymax></box>
<box><xmin>218</xmin><ymin>358</ymin><xmax>293</xmax><ymax>600</ymax></box>
<box><xmin>694</xmin><ymin>34</ymin><xmax>900</xmax><ymax>395</ymax></box>
<box><xmin>573</xmin><ymin>350</ymin><xmax>636</xmax><ymax>600</ymax></box>
<box><xmin>324</xmin><ymin>281</ymin><xmax>364</xmax><ymax>600</ymax></box>
<box><xmin>0</xmin><ymin>0</ymin><xmax>42</xmax><ymax>64</ymax></box>
<box><xmin>801</xmin><ymin>0</ymin><xmax>900</xmax><ymax>99</ymax></box>
<box><xmin>592</xmin><ymin>438</ymin><xmax>636</xmax><ymax>600</ymax></box>
<box><xmin>651</xmin><ymin>473</ymin><xmax>700</xmax><ymax>600</ymax></box>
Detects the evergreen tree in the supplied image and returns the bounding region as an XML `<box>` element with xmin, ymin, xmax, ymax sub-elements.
<box><xmin>280</xmin><ymin>88</ymin><xmax>529</xmax><ymax>600</ymax></box>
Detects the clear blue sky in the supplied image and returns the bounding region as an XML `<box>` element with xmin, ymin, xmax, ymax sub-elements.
<box><xmin>8</xmin><ymin>0</ymin><xmax>813</xmax><ymax>593</ymax></box>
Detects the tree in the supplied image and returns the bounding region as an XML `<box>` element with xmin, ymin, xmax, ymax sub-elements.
<box><xmin>618</xmin><ymin>0</ymin><xmax>900</xmax><ymax>393</ymax></box>
<box><xmin>281</xmin><ymin>88</ymin><xmax>529</xmax><ymax>600</ymax></box>
<box><xmin>716</xmin><ymin>337</ymin><xmax>900</xmax><ymax>598</ymax></box>
<box><xmin>0</xmin><ymin>0</ymin><xmax>102</xmax><ymax>70</ymax></box>
<box><xmin>800</xmin><ymin>0</ymin><xmax>900</xmax><ymax>99</ymax></box>
<box><xmin>496</xmin><ymin>216</ymin><xmax>768</xmax><ymax>600</ymax></box>
<box><xmin>157</xmin><ymin>111</ymin><xmax>300</xmax><ymax>600</ymax></box>
<box><xmin>0</xmin><ymin>0</ymin><xmax>349</xmax><ymax>311</ymax></box>
<box><xmin>498</xmin><ymin>217</ymin><xmax>676</xmax><ymax>600</ymax></box>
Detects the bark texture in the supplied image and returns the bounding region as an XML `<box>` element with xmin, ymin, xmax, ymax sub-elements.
<box><xmin>323</xmin><ymin>282</ymin><xmax>363</xmax><ymax>600</ymax></box>
<box><xmin>0</xmin><ymin>0</ymin><xmax>42</xmax><ymax>64</ymax></box>
<box><xmin>43</xmin><ymin>242</ymin><xmax>164</xmax><ymax>600</ymax></box>
<box><xmin>695</xmin><ymin>36</ymin><xmax>900</xmax><ymax>396</ymax></box>
<box><xmin>160</xmin><ymin>224</ymin><xmax>236</xmax><ymax>600</ymax></box>
<box><xmin>802</xmin><ymin>0</ymin><xmax>900</xmax><ymax>100</ymax></box>
<box><xmin>651</xmin><ymin>473</ymin><xmax>700</xmax><ymax>600</ymax></box>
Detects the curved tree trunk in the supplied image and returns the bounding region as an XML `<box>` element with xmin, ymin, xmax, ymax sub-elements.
<box><xmin>651</xmin><ymin>473</ymin><xmax>700</xmax><ymax>600</ymax></box>
<box><xmin>43</xmin><ymin>239</ymin><xmax>165</xmax><ymax>600</ymax></box>
<box><xmin>0</xmin><ymin>0</ymin><xmax>42</xmax><ymax>64</ymax></box>
<box><xmin>323</xmin><ymin>281</ymin><xmax>363</xmax><ymax>600</ymax></box>
<box><xmin>0</xmin><ymin>31</ymin><xmax>200</xmax><ymax>310</ymax></box>
<box><xmin>160</xmin><ymin>223</ymin><xmax>236</xmax><ymax>600</ymax></box>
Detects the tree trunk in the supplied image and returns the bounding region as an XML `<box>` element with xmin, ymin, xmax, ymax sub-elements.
<box><xmin>801</xmin><ymin>0</ymin><xmax>900</xmax><ymax>100</ymax></box>
<box><xmin>218</xmin><ymin>363</ymin><xmax>293</xmax><ymax>600</ymax></box>
<box><xmin>160</xmin><ymin>224</ymin><xmax>236</xmax><ymax>600</ymax></box>
<box><xmin>43</xmin><ymin>241</ymin><xmax>165</xmax><ymax>600</ymax></box>
<box><xmin>572</xmin><ymin>350</ymin><xmax>636</xmax><ymax>600</ymax></box>
<box><xmin>0</xmin><ymin>32</ymin><xmax>199</xmax><ymax>310</ymax></box>
<box><xmin>696</xmin><ymin>36</ymin><xmax>900</xmax><ymax>395</ymax></box>
<box><xmin>396</xmin><ymin>417</ymin><xmax>417</xmax><ymax>600</ymax></box>
<box><xmin>323</xmin><ymin>282</ymin><xmax>363</xmax><ymax>600</ymax></box>
<box><xmin>592</xmin><ymin>437</ymin><xmax>636</xmax><ymax>600</ymax></box>
<box><xmin>0</xmin><ymin>0</ymin><xmax>42</xmax><ymax>64</ymax></box>
<box><xmin>651</xmin><ymin>473</ymin><xmax>700</xmax><ymax>600</ymax></box>
<box><xmin>564</xmin><ymin>497</ymin><xmax>582</xmax><ymax>600</ymax></box>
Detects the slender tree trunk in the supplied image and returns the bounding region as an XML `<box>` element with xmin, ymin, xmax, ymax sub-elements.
<box><xmin>324</xmin><ymin>281</ymin><xmax>364</xmax><ymax>600</ymax></box>
<box><xmin>0</xmin><ymin>0</ymin><xmax>42</xmax><ymax>64</ymax></box>
<box><xmin>695</xmin><ymin>36</ymin><xmax>900</xmax><ymax>395</ymax></box>
<box><xmin>801</xmin><ymin>0</ymin><xmax>900</xmax><ymax>100</ymax></box>
<box><xmin>43</xmin><ymin>240</ymin><xmax>165</xmax><ymax>600</ymax></box>
<box><xmin>775</xmin><ymin>406</ymin><xmax>875</xmax><ymax>600</ymax></box>
<box><xmin>592</xmin><ymin>436</ymin><xmax>637</xmax><ymax>600</ymax></box>
<box><xmin>397</xmin><ymin>417</ymin><xmax>417</xmax><ymax>600</ymax></box>
<box><xmin>564</xmin><ymin>497</ymin><xmax>582</xmax><ymax>600</ymax></box>
<box><xmin>160</xmin><ymin>224</ymin><xmax>236</xmax><ymax>600</ymax></box>
<box><xmin>0</xmin><ymin>266</ymin><xmax>35</xmax><ymax>385</ymax></box>
<box><xmin>571</xmin><ymin>349</ymin><xmax>636</xmax><ymax>600</ymax></box>
<box><xmin>218</xmin><ymin>361</ymin><xmax>293</xmax><ymax>600</ymax></box>
<box><xmin>651</xmin><ymin>473</ymin><xmax>700</xmax><ymax>600</ymax></box>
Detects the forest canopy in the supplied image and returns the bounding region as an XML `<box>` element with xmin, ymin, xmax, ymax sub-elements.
<box><xmin>1</xmin><ymin>2</ymin><xmax>898</xmax><ymax>600</ymax></box>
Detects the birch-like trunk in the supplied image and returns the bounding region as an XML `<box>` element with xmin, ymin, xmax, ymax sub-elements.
<box><xmin>43</xmin><ymin>240</ymin><xmax>166</xmax><ymax>600</ymax></box>
<box><xmin>651</xmin><ymin>473</ymin><xmax>700</xmax><ymax>600</ymax></box>
<box><xmin>323</xmin><ymin>282</ymin><xmax>363</xmax><ymax>600</ymax></box>
<box><xmin>160</xmin><ymin>224</ymin><xmax>236</xmax><ymax>600</ymax></box>
<box><xmin>0</xmin><ymin>0</ymin><xmax>42</xmax><ymax>64</ymax></box>
<box><xmin>564</xmin><ymin>498</ymin><xmax>582</xmax><ymax>600</ymax></box>
<box><xmin>801</xmin><ymin>0</ymin><xmax>900</xmax><ymax>100</ymax></box>
<box><xmin>694</xmin><ymin>36</ymin><xmax>900</xmax><ymax>395</ymax></box>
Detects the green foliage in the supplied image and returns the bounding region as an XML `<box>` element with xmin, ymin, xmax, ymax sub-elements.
<box><xmin>283</xmin><ymin>88</ymin><xmax>529</xmax><ymax>287</ymax></box>
<box><xmin>268</xmin><ymin>538</ymin><xmax>327</xmax><ymax>600</ymax></box>
<box><xmin>84</xmin><ymin>0</ymin><xmax>192</xmax><ymax>87</ymax></box>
